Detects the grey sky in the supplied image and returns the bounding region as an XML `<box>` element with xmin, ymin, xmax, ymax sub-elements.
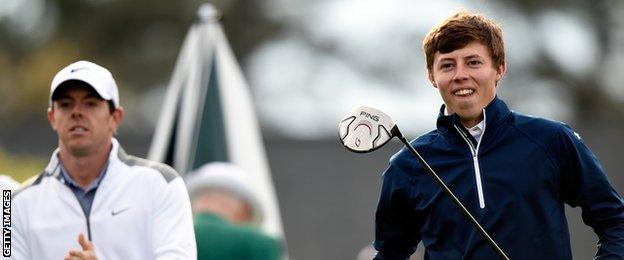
<box><xmin>245</xmin><ymin>0</ymin><xmax>606</xmax><ymax>138</ymax></box>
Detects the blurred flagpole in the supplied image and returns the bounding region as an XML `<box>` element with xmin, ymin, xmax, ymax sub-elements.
<box><xmin>148</xmin><ymin>2</ymin><xmax>287</xmax><ymax>245</ymax></box>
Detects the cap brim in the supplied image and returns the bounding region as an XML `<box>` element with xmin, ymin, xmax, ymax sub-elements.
<box><xmin>50</xmin><ymin>78</ymin><xmax>114</xmax><ymax>106</ymax></box>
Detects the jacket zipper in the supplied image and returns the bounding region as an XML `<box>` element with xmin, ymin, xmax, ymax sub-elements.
<box><xmin>453</xmin><ymin>110</ymin><xmax>487</xmax><ymax>209</ymax></box>
<box><xmin>69</xmin><ymin>185</ymin><xmax>93</xmax><ymax>240</ymax></box>
<box><xmin>74</xmin><ymin>193</ymin><xmax>93</xmax><ymax>240</ymax></box>
<box><xmin>85</xmin><ymin>213</ymin><xmax>92</xmax><ymax>240</ymax></box>
<box><xmin>64</xmin><ymin>186</ymin><xmax>93</xmax><ymax>240</ymax></box>
<box><xmin>55</xmin><ymin>162</ymin><xmax>94</xmax><ymax>241</ymax></box>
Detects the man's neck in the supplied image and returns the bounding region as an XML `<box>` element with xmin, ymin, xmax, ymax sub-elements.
<box><xmin>59</xmin><ymin>143</ymin><xmax>112</xmax><ymax>190</ymax></box>
<box><xmin>444</xmin><ymin>107</ymin><xmax>483</xmax><ymax>128</ymax></box>
<box><xmin>460</xmin><ymin>117</ymin><xmax>483</xmax><ymax>129</ymax></box>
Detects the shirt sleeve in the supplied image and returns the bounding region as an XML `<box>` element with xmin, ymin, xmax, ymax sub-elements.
<box><xmin>373</xmin><ymin>152</ymin><xmax>422</xmax><ymax>260</ymax></box>
<box><xmin>555</xmin><ymin>124</ymin><xmax>624</xmax><ymax>258</ymax></box>
<box><xmin>152</xmin><ymin>177</ymin><xmax>197</xmax><ymax>259</ymax></box>
<box><xmin>11</xmin><ymin>192</ymin><xmax>31</xmax><ymax>260</ymax></box>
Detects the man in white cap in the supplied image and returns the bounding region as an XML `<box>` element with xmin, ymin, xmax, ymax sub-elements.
<box><xmin>186</xmin><ymin>162</ymin><xmax>282</xmax><ymax>260</ymax></box>
<box><xmin>12</xmin><ymin>61</ymin><xmax>196</xmax><ymax>259</ymax></box>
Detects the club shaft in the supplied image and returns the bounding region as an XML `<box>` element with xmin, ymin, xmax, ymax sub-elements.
<box><xmin>397</xmin><ymin>135</ymin><xmax>510</xmax><ymax>260</ymax></box>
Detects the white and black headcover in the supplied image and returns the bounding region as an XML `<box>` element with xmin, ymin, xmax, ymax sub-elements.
<box><xmin>339</xmin><ymin>106</ymin><xmax>397</xmax><ymax>153</ymax></box>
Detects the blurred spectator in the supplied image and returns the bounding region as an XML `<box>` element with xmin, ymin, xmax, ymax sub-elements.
<box><xmin>186</xmin><ymin>162</ymin><xmax>282</xmax><ymax>260</ymax></box>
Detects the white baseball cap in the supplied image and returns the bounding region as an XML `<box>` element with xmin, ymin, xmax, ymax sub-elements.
<box><xmin>186</xmin><ymin>162</ymin><xmax>264</xmax><ymax>224</ymax></box>
<box><xmin>50</xmin><ymin>60</ymin><xmax>119</xmax><ymax>108</ymax></box>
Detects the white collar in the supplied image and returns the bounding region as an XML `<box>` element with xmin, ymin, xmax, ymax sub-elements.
<box><xmin>468</xmin><ymin>120</ymin><xmax>484</xmax><ymax>132</ymax></box>
<box><xmin>444</xmin><ymin>106</ymin><xmax>485</xmax><ymax>141</ymax></box>
<box><xmin>45</xmin><ymin>138</ymin><xmax>120</xmax><ymax>175</ymax></box>
<box><xmin>467</xmin><ymin>120</ymin><xmax>485</xmax><ymax>141</ymax></box>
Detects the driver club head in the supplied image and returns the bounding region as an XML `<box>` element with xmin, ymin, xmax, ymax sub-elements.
<box><xmin>339</xmin><ymin>106</ymin><xmax>398</xmax><ymax>153</ymax></box>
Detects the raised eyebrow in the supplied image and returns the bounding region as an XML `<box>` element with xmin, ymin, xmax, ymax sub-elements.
<box><xmin>464</xmin><ymin>54</ymin><xmax>484</xmax><ymax>60</ymax></box>
<box><xmin>438</xmin><ymin>57</ymin><xmax>456</xmax><ymax>63</ymax></box>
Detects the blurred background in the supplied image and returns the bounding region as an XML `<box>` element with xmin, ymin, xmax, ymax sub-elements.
<box><xmin>1</xmin><ymin>0</ymin><xmax>624</xmax><ymax>259</ymax></box>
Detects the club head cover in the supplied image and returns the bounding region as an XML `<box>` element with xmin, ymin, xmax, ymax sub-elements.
<box><xmin>339</xmin><ymin>106</ymin><xmax>397</xmax><ymax>153</ymax></box>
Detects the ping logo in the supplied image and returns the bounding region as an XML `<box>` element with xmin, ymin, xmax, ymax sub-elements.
<box><xmin>359</xmin><ymin>111</ymin><xmax>379</xmax><ymax>122</ymax></box>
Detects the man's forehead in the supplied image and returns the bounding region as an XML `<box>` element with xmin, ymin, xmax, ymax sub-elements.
<box><xmin>436</xmin><ymin>53</ymin><xmax>484</xmax><ymax>61</ymax></box>
<box><xmin>434</xmin><ymin>43</ymin><xmax>490</xmax><ymax>61</ymax></box>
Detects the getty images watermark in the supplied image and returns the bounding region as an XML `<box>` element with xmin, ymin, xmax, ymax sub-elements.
<box><xmin>2</xmin><ymin>190</ymin><xmax>10</xmax><ymax>257</ymax></box>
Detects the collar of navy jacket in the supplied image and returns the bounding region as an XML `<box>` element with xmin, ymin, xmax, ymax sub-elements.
<box><xmin>435</xmin><ymin>96</ymin><xmax>513</xmax><ymax>137</ymax></box>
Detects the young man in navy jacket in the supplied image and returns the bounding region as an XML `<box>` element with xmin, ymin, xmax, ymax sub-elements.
<box><xmin>373</xmin><ymin>11</ymin><xmax>624</xmax><ymax>259</ymax></box>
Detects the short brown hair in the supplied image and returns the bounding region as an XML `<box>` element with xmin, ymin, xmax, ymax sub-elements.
<box><xmin>422</xmin><ymin>11</ymin><xmax>505</xmax><ymax>71</ymax></box>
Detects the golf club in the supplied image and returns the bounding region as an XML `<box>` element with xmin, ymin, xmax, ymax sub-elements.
<box><xmin>339</xmin><ymin>106</ymin><xmax>510</xmax><ymax>260</ymax></box>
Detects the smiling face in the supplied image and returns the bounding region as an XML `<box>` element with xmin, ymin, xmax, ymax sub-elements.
<box><xmin>428</xmin><ymin>41</ymin><xmax>506</xmax><ymax>127</ymax></box>
<box><xmin>48</xmin><ymin>82</ymin><xmax>123</xmax><ymax>157</ymax></box>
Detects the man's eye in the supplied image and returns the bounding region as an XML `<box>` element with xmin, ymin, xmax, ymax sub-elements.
<box><xmin>440</xmin><ymin>63</ymin><xmax>454</xmax><ymax>70</ymax></box>
<box><xmin>84</xmin><ymin>99</ymin><xmax>103</xmax><ymax>107</ymax></box>
<box><xmin>468</xmin><ymin>60</ymin><xmax>482</xmax><ymax>66</ymax></box>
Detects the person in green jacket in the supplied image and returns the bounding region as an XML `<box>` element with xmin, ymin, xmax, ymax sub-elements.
<box><xmin>186</xmin><ymin>162</ymin><xmax>282</xmax><ymax>260</ymax></box>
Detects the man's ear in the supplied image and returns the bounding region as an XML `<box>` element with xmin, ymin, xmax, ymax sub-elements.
<box><xmin>111</xmin><ymin>106</ymin><xmax>124</xmax><ymax>134</ymax></box>
<box><xmin>428</xmin><ymin>70</ymin><xmax>437</xmax><ymax>88</ymax></box>
<box><xmin>47</xmin><ymin>107</ymin><xmax>57</xmax><ymax>130</ymax></box>
<box><xmin>495</xmin><ymin>61</ymin><xmax>507</xmax><ymax>83</ymax></box>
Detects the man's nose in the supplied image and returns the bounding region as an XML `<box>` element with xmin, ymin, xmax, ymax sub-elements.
<box><xmin>453</xmin><ymin>64</ymin><xmax>469</xmax><ymax>81</ymax></box>
<box><xmin>71</xmin><ymin>103</ymin><xmax>83</xmax><ymax>118</ymax></box>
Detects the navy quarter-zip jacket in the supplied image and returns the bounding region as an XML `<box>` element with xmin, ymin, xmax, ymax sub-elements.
<box><xmin>374</xmin><ymin>97</ymin><xmax>624</xmax><ymax>259</ymax></box>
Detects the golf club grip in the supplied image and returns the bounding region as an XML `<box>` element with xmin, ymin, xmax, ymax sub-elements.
<box><xmin>397</xmin><ymin>135</ymin><xmax>510</xmax><ymax>260</ymax></box>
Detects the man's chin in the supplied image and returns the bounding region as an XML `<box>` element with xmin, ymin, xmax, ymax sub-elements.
<box><xmin>450</xmin><ymin>104</ymin><xmax>477</xmax><ymax>116</ymax></box>
<box><xmin>454</xmin><ymin>107</ymin><xmax>484</xmax><ymax>121</ymax></box>
<box><xmin>65</xmin><ymin>143</ymin><xmax>92</xmax><ymax>157</ymax></box>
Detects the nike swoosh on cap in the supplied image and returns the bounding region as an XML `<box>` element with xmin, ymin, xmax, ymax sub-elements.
<box><xmin>70</xmin><ymin>67</ymin><xmax>88</xmax><ymax>73</ymax></box>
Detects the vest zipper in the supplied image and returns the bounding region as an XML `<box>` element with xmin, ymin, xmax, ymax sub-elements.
<box><xmin>453</xmin><ymin>110</ymin><xmax>487</xmax><ymax>209</ymax></box>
